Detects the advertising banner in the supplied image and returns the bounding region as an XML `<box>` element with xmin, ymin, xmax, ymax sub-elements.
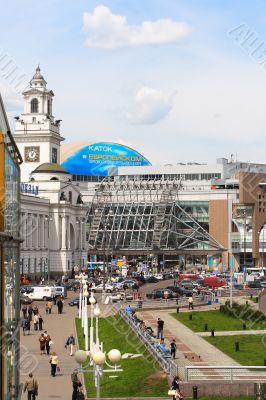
<box><xmin>62</xmin><ymin>142</ymin><xmax>151</xmax><ymax>176</ymax></box>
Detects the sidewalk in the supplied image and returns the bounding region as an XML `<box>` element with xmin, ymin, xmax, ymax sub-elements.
<box><xmin>137</xmin><ymin>309</ymin><xmax>240</xmax><ymax>374</ymax></box>
<box><xmin>197</xmin><ymin>328</ymin><xmax>266</xmax><ymax>337</ymax></box>
<box><xmin>20</xmin><ymin>295</ymin><xmax>78</xmax><ymax>399</ymax></box>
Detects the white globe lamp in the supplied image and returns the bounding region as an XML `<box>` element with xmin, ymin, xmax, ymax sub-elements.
<box><xmin>93</xmin><ymin>351</ymin><xmax>106</xmax><ymax>365</ymax></box>
<box><xmin>94</xmin><ymin>306</ymin><xmax>101</xmax><ymax>317</ymax></box>
<box><xmin>89</xmin><ymin>296</ymin><xmax>96</xmax><ymax>305</ymax></box>
<box><xmin>74</xmin><ymin>350</ymin><xmax>87</xmax><ymax>364</ymax></box>
<box><xmin>108</xmin><ymin>349</ymin><xmax>121</xmax><ymax>364</ymax></box>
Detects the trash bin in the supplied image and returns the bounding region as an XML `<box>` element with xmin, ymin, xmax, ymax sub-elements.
<box><xmin>176</xmin><ymin>306</ymin><xmax>179</xmax><ymax>313</ymax></box>
<box><xmin>215</xmin><ymin>298</ymin><xmax>219</xmax><ymax>303</ymax></box>
<box><xmin>254</xmin><ymin>382</ymin><xmax>264</xmax><ymax>400</ymax></box>
<box><xmin>207</xmin><ymin>300</ymin><xmax>212</xmax><ymax>305</ymax></box>
<box><xmin>211</xmin><ymin>329</ymin><xmax>215</xmax><ymax>337</ymax></box>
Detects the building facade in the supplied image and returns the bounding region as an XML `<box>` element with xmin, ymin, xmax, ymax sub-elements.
<box><xmin>0</xmin><ymin>94</ymin><xmax>23</xmax><ymax>399</ymax></box>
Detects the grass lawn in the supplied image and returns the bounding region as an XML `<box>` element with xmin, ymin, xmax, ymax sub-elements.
<box><xmin>76</xmin><ymin>316</ymin><xmax>169</xmax><ymax>398</ymax></box>
<box><xmin>171</xmin><ymin>310</ymin><xmax>264</xmax><ymax>332</ymax></box>
<box><xmin>205</xmin><ymin>334</ymin><xmax>265</xmax><ymax>365</ymax></box>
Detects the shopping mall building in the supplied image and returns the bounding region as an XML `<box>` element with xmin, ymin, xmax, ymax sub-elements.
<box><xmin>10</xmin><ymin>66</ymin><xmax>266</xmax><ymax>274</ymax></box>
<box><xmin>0</xmin><ymin>94</ymin><xmax>22</xmax><ymax>399</ymax></box>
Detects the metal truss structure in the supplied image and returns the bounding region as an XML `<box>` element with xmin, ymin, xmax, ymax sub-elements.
<box><xmin>86</xmin><ymin>177</ymin><xmax>224</xmax><ymax>254</ymax></box>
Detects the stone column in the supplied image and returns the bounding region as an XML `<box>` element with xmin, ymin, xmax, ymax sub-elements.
<box><xmin>67</xmin><ymin>217</ymin><xmax>70</xmax><ymax>249</ymax></box>
<box><xmin>29</xmin><ymin>214</ymin><xmax>33</xmax><ymax>249</ymax></box>
<box><xmin>42</xmin><ymin>216</ymin><xmax>45</xmax><ymax>249</ymax></box>
<box><xmin>62</xmin><ymin>215</ymin><xmax>67</xmax><ymax>249</ymax></box>
<box><xmin>83</xmin><ymin>219</ymin><xmax>86</xmax><ymax>250</ymax></box>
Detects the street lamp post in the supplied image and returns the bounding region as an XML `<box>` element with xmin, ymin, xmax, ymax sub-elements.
<box><xmin>95</xmin><ymin>209</ymin><xmax>113</xmax><ymax>292</ymax></box>
<box><xmin>74</xmin><ymin>293</ymin><xmax>122</xmax><ymax>400</ymax></box>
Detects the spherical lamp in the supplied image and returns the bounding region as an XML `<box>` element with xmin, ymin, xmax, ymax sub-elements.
<box><xmin>82</xmin><ymin>279</ymin><xmax>87</xmax><ymax>285</ymax></box>
<box><xmin>84</xmin><ymin>289</ymin><xmax>89</xmax><ymax>298</ymax></box>
<box><xmin>92</xmin><ymin>351</ymin><xmax>106</xmax><ymax>365</ymax></box>
<box><xmin>74</xmin><ymin>350</ymin><xmax>87</xmax><ymax>364</ymax></box>
<box><xmin>94</xmin><ymin>306</ymin><xmax>101</xmax><ymax>317</ymax></box>
<box><xmin>108</xmin><ymin>349</ymin><xmax>121</xmax><ymax>364</ymax></box>
<box><xmin>89</xmin><ymin>296</ymin><xmax>96</xmax><ymax>305</ymax></box>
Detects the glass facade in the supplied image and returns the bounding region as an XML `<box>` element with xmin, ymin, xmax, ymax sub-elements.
<box><xmin>87</xmin><ymin>179</ymin><xmax>223</xmax><ymax>253</ymax></box>
<box><xmin>0</xmin><ymin>101</ymin><xmax>22</xmax><ymax>400</ymax></box>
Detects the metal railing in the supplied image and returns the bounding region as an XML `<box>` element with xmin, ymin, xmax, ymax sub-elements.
<box><xmin>185</xmin><ymin>366</ymin><xmax>266</xmax><ymax>382</ymax></box>
<box><xmin>119</xmin><ymin>308</ymin><xmax>178</xmax><ymax>377</ymax></box>
<box><xmin>124</xmin><ymin>295</ymin><xmax>208</xmax><ymax>310</ymax></box>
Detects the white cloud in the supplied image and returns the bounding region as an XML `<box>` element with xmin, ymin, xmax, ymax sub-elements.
<box><xmin>83</xmin><ymin>5</ymin><xmax>191</xmax><ymax>49</ymax></box>
<box><xmin>126</xmin><ymin>87</ymin><xmax>173</xmax><ymax>125</ymax></box>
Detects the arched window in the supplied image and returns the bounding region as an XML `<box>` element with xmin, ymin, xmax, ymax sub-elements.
<box><xmin>30</xmin><ymin>98</ymin><xmax>38</xmax><ymax>113</ymax></box>
<box><xmin>47</xmin><ymin>99</ymin><xmax>51</xmax><ymax>115</ymax></box>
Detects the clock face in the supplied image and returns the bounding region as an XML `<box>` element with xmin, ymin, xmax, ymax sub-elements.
<box><xmin>25</xmin><ymin>146</ymin><xmax>40</xmax><ymax>162</ymax></box>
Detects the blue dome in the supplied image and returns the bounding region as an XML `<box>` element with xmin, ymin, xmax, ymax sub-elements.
<box><xmin>61</xmin><ymin>142</ymin><xmax>151</xmax><ymax>176</ymax></box>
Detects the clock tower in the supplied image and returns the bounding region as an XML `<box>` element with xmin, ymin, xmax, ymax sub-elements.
<box><xmin>13</xmin><ymin>66</ymin><xmax>65</xmax><ymax>182</ymax></box>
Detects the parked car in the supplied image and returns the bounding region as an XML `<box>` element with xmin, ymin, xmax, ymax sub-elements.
<box><xmin>146</xmin><ymin>288</ymin><xmax>177</xmax><ymax>300</ymax></box>
<box><xmin>166</xmin><ymin>286</ymin><xmax>193</xmax><ymax>297</ymax></box>
<box><xmin>145</xmin><ymin>276</ymin><xmax>159</xmax><ymax>283</ymax></box>
<box><xmin>121</xmin><ymin>280</ymin><xmax>139</xmax><ymax>289</ymax></box>
<box><xmin>162</xmin><ymin>272</ymin><xmax>173</xmax><ymax>280</ymax></box>
<box><xmin>53</xmin><ymin>286</ymin><xmax>68</xmax><ymax>298</ymax></box>
<box><xmin>68</xmin><ymin>296</ymin><xmax>93</xmax><ymax>306</ymax></box>
<box><xmin>248</xmin><ymin>281</ymin><xmax>262</xmax><ymax>289</ymax></box>
<box><xmin>154</xmin><ymin>274</ymin><xmax>164</xmax><ymax>280</ymax></box>
<box><xmin>92</xmin><ymin>284</ymin><xmax>115</xmax><ymax>293</ymax></box>
<box><xmin>20</xmin><ymin>286</ymin><xmax>33</xmax><ymax>294</ymax></box>
<box><xmin>27</xmin><ymin>286</ymin><xmax>56</xmax><ymax>301</ymax></box>
<box><xmin>20</xmin><ymin>294</ymin><xmax>32</xmax><ymax>304</ymax></box>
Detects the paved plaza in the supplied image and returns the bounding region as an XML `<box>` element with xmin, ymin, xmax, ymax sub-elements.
<box><xmin>20</xmin><ymin>294</ymin><xmax>79</xmax><ymax>399</ymax></box>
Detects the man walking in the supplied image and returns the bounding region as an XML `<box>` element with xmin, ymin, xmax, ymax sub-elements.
<box><xmin>33</xmin><ymin>314</ymin><xmax>39</xmax><ymax>331</ymax></box>
<box><xmin>157</xmin><ymin>318</ymin><xmax>164</xmax><ymax>339</ymax></box>
<box><xmin>188</xmin><ymin>296</ymin><xmax>194</xmax><ymax>310</ymax></box>
<box><xmin>24</xmin><ymin>373</ymin><xmax>38</xmax><ymax>400</ymax></box>
<box><xmin>71</xmin><ymin>369</ymin><xmax>82</xmax><ymax>400</ymax></box>
<box><xmin>170</xmin><ymin>338</ymin><xmax>177</xmax><ymax>359</ymax></box>
<box><xmin>65</xmin><ymin>333</ymin><xmax>76</xmax><ymax>356</ymax></box>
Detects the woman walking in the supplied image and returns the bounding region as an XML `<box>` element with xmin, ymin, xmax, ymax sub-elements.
<box><xmin>39</xmin><ymin>333</ymin><xmax>46</xmax><ymax>355</ymax></box>
<box><xmin>50</xmin><ymin>352</ymin><xmax>59</xmax><ymax>377</ymax></box>
<box><xmin>38</xmin><ymin>315</ymin><xmax>44</xmax><ymax>331</ymax></box>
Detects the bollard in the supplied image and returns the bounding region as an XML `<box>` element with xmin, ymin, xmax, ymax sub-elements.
<box><xmin>192</xmin><ymin>385</ymin><xmax>198</xmax><ymax>399</ymax></box>
<box><xmin>235</xmin><ymin>341</ymin><xmax>239</xmax><ymax>351</ymax></box>
<box><xmin>256</xmin><ymin>297</ymin><xmax>259</xmax><ymax>303</ymax></box>
<box><xmin>243</xmin><ymin>323</ymin><xmax>246</xmax><ymax>330</ymax></box>
<box><xmin>204</xmin><ymin>323</ymin><xmax>208</xmax><ymax>331</ymax></box>
<box><xmin>246</xmin><ymin>300</ymin><xmax>249</xmax><ymax>306</ymax></box>
<box><xmin>189</xmin><ymin>314</ymin><xmax>193</xmax><ymax>321</ymax></box>
<box><xmin>211</xmin><ymin>329</ymin><xmax>215</xmax><ymax>337</ymax></box>
<box><xmin>250</xmin><ymin>294</ymin><xmax>253</xmax><ymax>299</ymax></box>
<box><xmin>264</xmin><ymin>358</ymin><xmax>266</xmax><ymax>366</ymax></box>
<box><xmin>176</xmin><ymin>298</ymin><xmax>179</xmax><ymax>305</ymax></box>
<box><xmin>137</xmin><ymin>300</ymin><xmax>143</xmax><ymax>309</ymax></box>
<box><xmin>254</xmin><ymin>382</ymin><xmax>264</xmax><ymax>400</ymax></box>
<box><xmin>176</xmin><ymin>306</ymin><xmax>179</xmax><ymax>313</ymax></box>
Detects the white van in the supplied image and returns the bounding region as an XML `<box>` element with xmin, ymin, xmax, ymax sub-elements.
<box><xmin>27</xmin><ymin>286</ymin><xmax>56</xmax><ymax>301</ymax></box>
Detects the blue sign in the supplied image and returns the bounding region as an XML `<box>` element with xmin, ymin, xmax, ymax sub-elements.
<box><xmin>20</xmin><ymin>183</ymin><xmax>39</xmax><ymax>195</ymax></box>
<box><xmin>62</xmin><ymin>142</ymin><xmax>151</xmax><ymax>176</ymax></box>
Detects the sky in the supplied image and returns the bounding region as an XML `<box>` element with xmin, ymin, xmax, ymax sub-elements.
<box><xmin>1</xmin><ymin>0</ymin><xmax>266</xmax><ymax>165</ymax></box>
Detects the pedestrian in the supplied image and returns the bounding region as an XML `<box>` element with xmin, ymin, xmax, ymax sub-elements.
<box><xmin>22</xmin><ymin>305</ymin><xmax>27</xmax><ymax>318</ymax></box>
<box><xmin>21</xmin><ymin>317</ymin><xmax>28</xmax><ymax>336</ymax></box>
<box><xmin>38</xmin><ymin>315</ymin><xmax>44</xmax><ymax>331</ymax></box>
<box><xmin>39</xmin><ymin>333</ymin><xmax>46</xmax><ymax>355</ymax></box>
<box><xmin>24</xmin><ymin>373</ymin><xmax>38</xmax><ymax>400</ymax></box>
<box><xmin>170</xmin><ymin>339</ymin><xmax>177</xmax><ymax>359</ymax></box>
<box><xmin>57</xmin><ymin>298</ymin><xmax>63</xmax><ymax>314</ymax></box>
<box><xmin>33</xmin><ymin>314</ymin><xmax>39</xmax><ymax>331</ymax></box>
<box><xmin>47</xmin><ymin>299</ymin><xmax>53</xmax><ymax>314</ymax></box>
<box><xmin>188</xmin><ymin>296</ymin><xmax>194</xmax><ymax>310</ymax></box>
<box><xmin>50</xmin><ymin>351</ymin><xmax>59</xmax><ymax>377</ymax></box>
<box><xmin>28</xmin><ymin>305</ymin><xmax>33</xmax><ymax>321</ymax></box>
<box><xmin>33</xmin><ymin>305</ymin><xmax>39</xmax><ymax>315</ymax></box>
<box><xmin>25</xmin><ymin>317</ymin><xmax>31</xmax><ymax>335</ymax></box>
<box><xmin>125</xmin><ymin>305</ymin><xmax>132</xmax><ymax>316</ymax></box>
<box><xmin>173</xmin><ymin>279</ymin><xmax>176</xmax><ymax>287</ymax></box>
<box><xmin>171</xmin><ymin>376</ymin><xmax>183</xmax><ymax>399</ymax></box>
<box><xmin>71</xmin><ymin>369</ymin><xmax>82</xmax><ymax>400</ymax></box>
<box><xmin>157</xmin><ymin>318</ymin><xmax>164</xmax><ymax>339</ymax></box>
<box><xmin>45</xmin><ymin>333</ymin><xmax>52</xmax><ymax>355</ymax></box>
<box><xmin>65</xmin><ymin>334</ymin><xmax>76</xmax><ymax>356</ymax></box>
<box><xmin>45</xmin><ymin>301</ymin><xmax>49</xmax><ymax>314</ymax></box>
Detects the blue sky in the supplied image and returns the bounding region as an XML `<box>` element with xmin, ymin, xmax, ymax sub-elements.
<box><xmin>1</xmin><ymin>0</ymin><xmax>266</xmax><ymax>164</ymax></box>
